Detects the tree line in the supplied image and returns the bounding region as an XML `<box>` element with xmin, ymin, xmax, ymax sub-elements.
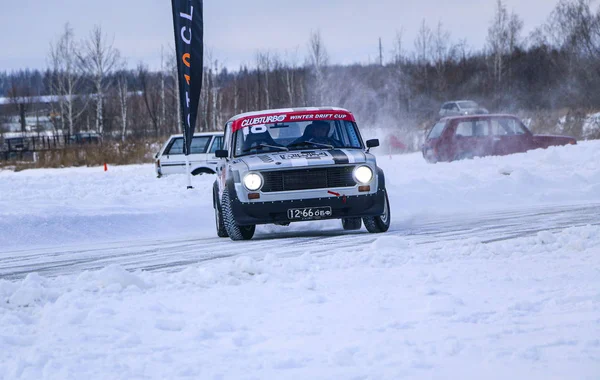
<box><xmin>1</xmin><ymin>0</ymin><xmax>600</xmax><ymax>147</ymax></box>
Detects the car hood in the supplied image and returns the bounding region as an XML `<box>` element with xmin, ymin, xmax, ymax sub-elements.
<box><xmin>238</xmin><ymin>149</ymin><xmax>367</xmax><ymax>171</ymax></box>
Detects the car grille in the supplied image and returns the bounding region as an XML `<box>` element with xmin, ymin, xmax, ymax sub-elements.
<box><xmin>261</xmin><ymin>166</ymin><xmax>356</xmax><ymax>192</ymax></box>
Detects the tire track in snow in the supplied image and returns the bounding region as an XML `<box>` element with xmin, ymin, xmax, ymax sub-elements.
<box><xmin>1</xmin><ymin>203</ymin><xmax>599</xmax><ymax>280</ymax></box>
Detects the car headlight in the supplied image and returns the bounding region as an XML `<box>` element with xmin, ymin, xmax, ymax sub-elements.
<box><xmin>243</xmin><ymin>173</ymin><xmax>263</xmax><ymax>191</ymax></box>
<box><xmin>353</xmin><ymin>166</ymin><xmax>373</xmax><ymax>184</ymax></box>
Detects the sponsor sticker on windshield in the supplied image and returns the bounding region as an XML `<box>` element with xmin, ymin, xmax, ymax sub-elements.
<box><xmin>233</xmin><ymin>110</ymin><xmax>354</xmax><ymax>132</ymax></box>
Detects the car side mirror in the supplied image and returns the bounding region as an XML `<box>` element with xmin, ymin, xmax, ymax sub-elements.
<box><xmin>366</xmin><ymin>139</ymin><xmax>380</xmax><ymax>148</ymax></box>
<box><xmin>215</xmin><ymin>149</ymin><xmax>228</xmax><ymax>158</ymax></box>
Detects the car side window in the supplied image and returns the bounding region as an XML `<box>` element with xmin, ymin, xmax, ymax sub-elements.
<box><xmin>455</xmin><ymin>122</ymin><xmax>473</xmax><ymax>137</ymax></box>
<box><xmin>166</xmin><ymin>136</ymin><xmax>211</xmax><ymax>155</ymax></box>
<box><xmin>473</xmin><ymin>121</ymin><xmax>489</xmax><ymax>136</ymax></box>
<box><xmin>455</xmin><ymin>121</ymin><xmax>489</xmax><ymax>137</ymax></box>
<box><xmin>166</xmin><ymin>138</ymin><xmax>184</xmax><ymax>155</ymax></box>
<box><xmin>491</xmin><ymin>118</ymin><xmax>527</xmax><ymax>136</ymax></box>
<box><xmin>189</xmin><ymin>136</ymin><xmax>212</xmax><ymax>154</ymax></box>
<box><xmin>209</xmin><ymin>136</ymin><xmax>223</xmax><ymax>153</ymax></box>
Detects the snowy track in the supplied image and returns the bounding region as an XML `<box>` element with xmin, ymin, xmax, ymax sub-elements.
<box><xmin>2</xmin><ymin>202</ymin><xmax>599</xmax><ymax>280</ymax></box>
<box><xmin>2</xmin><ymin>144</ymin><xmax>600</xmax><ymax>379</ymax></box>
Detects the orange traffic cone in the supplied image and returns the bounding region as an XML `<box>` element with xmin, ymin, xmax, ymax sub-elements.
<box><xmin>103</xmin><ymin>163</ymin><xmax>108</xmax><ymax>172</ymax></box>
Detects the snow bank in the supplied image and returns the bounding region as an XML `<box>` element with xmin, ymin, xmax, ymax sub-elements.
<box><xmin>0</xmin><ymin>164</ymin><xmax>216</xmax><ymax>249</ymax></box>
<box><xmin>1</xmin><ymin>225</ymin><xmax>599</xmax><ymax>379</ymax></box>
<box><xmin>377</xmin><ymin>140</ymin><xmax>600</xmax><ymax>217</ymax></box>
<box><xmin>583</xmin><ymin>112</ymin><xmax>600</xmax><ymax>138</ymax></box>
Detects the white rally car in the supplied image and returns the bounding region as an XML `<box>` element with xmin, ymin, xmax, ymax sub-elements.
<box><xmin>213</xmin><ymin>107</ymin><xmax>391</xmax><ymax>240</ymax></box>
<box><xmin>154</xmin><ymin>132</ymin><xmax>223</xmax><ymax>177</ymax></box>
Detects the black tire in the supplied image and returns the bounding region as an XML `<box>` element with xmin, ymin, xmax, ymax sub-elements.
<box><xmin>192</xmin><ymin>168</ymin><xmax>216</xmax><ymax>176</ymax></box>
<box><xmin>222</xmin><ymin>187</ymin><xmax>255</xmax><ymax>241</ymax></box>
<box><xmin>342</xmin><ymin>217</ymin><xmax>362</xmax><ymax>230</ymax></box>
<box><xmin>214</xmin><ymin>196</ymin><xmax>228</xmax><ymax>238</ymax></box>
<box><xmin>363</xmin><ymin>192</ymin><xmax>391</xmax><ymax>233</ymax></box>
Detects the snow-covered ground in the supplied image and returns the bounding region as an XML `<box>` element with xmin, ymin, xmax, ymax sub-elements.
<box><xmin>583</xmin><ymin>112</ymin><xmax>600</xmax><ymax>138</ymax></box>
<box><xmin>1</xmin><ymin>142</ymin><xmax>600</xmax><ymax>379</ymax></box>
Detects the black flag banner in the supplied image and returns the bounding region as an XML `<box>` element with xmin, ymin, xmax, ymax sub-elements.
<box><xmin>172</xmin><ymin>0</ymin><xmax>203</xmax><ymax>156</ymax></box>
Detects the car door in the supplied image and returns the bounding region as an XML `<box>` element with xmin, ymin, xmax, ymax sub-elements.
<box><xmin>490</xmin><ymin>117</ymin><xmax>533</xmax><ymax>156</ymax></box>
<box><xmin>450</xmin><ymin>119</ymin><xmax>492</xmax><ymax>160</ymax></box>
<box><xmin>160</xmin><ymin>137</ymin><xmax>186</xmax><ymax>175</ymax></box>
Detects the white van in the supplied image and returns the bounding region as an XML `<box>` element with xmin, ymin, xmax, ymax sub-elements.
<box><xmin>154</xmin><ymin>132</ymin><xmax>223</xmax><ymax>177</ymax></box>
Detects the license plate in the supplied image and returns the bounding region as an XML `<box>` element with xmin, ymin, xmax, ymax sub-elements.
<box><xmin>287</xmin><ymin>206</ymin><xmax>332</xmax><ymax>220</ymax></box>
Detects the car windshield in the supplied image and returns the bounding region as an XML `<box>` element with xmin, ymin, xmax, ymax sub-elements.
<box><xmin>233</xmin><ymin>119</ymin><xmax>363</xmax><ymax>157</ymax></box>
<box><xmin>457</xmin><ymin>101</ymin><xmax>479</xmax><ymax>109</ymax></box>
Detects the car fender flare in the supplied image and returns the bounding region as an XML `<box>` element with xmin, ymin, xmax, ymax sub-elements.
<box><xmin>191</xmin><ymin>167</ymin><xmax>216</xmax><ymax>176</ymax></box>
<box><xmin>213</xmin><ymin>180</ymin><xmax>220</xmax><ymax>209</ymax></box>
<box><xmin>376</xmin><ymin>167</ymin><xmax>386</xmax><ymax>191</ymax></box>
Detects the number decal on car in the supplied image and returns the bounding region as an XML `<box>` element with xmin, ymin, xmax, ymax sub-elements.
<box><xmin>242</xmin><ymin>125</ymin><xmax>269</xmax><ymax>136</ymax></box>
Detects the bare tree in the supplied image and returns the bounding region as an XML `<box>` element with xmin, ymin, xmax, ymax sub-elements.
<box><xmin>487</xmin><ymin>0</ymin><xmax>509</xmax><ymax>86</ymax></box>
<box><xmin>307</xmin><ymin>30</ymin><xmax>329</xmax><ymax>105</ymax></box>
<box><xmin>79</xmin><ymin>25</ymin><xmax>121</xmax><ymax>135</ymax></box>
<box><xmin>211</xmin><ymin>59</ymin><xmax>221</xmax><ymax>131</ymax></box>
<box><xmin>414</xmin><ymin>20</ymin><xmax>433</xmax><ymax>66</ymax></box>
<box><xmin>256</xmin><ymin>51</ymin><xmax>272</xmax><ymax>110</ymax></box>
<box><xmin>283</xmin><ymin>48</ymin><xmax>300</xmax><ymax>105</ymax></box>
<box><xmin>138</xmin><ymin>63</ymin><xmax>161</xmax><ymax>137</ymax></box>
<box><xmin>49</xmin><ymin>23</ymin><xmax>87</xmax><ymax>135</ymax></box>
<box><xmin>160</xmin><ymin>47</ymin><xmax>167</xmax><ymax>132</ymax></box>
<box><xmin>431</xmin><ymin>22</ymin><xmax>456</xmax><ymax>92</ymax></box>
<box><xmin>6</xmin><ymin>80</ymin><xmax>34</xmax><ymax>134</ymax></box>
<box><xmin>379</xmin><ymin>37</ymin><xmax>384</xmax><ymax>66</ymax></box>
<box><xmin>165</xmin><ymin>48</ymin><xmax>182</xmax><ymax>134</ymax></box>
<box><xmin>413</xmin><ymin>20</ymin><xmax>434</xmax><ymax>96</ymax></box>
<box><xmin>392</xmin><ymin>29</ymin><xmax>405</xmax><ymax>65</ymax></box>
<box><xmin>116</xmin><ymin>68</ymin><xmax>129</xmax><ymax>142</ymax></box>
<box><xmin>550</xmin><ymin>0</ymin><xmax>600</xmax><ymax>58</ymax></box>
<box><xmin>390</xmin><ymin>29</ymin><xmax>411</xmax><ymax>114</ymax></box>
<box><xmin>487</xmin><ymin>0</ymin><xmax>523</xmax><ymax>88</ymax></box>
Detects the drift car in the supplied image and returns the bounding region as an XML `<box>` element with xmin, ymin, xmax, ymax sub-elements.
<box><xmin>213</xmin><ymin>107</ymin><xmax>391</xmax><ymax>240</ymax></box>
<box><xmin>422</xmin><ymin>114</ymin><xmax>577</xmax><ymax>163</ymax></box>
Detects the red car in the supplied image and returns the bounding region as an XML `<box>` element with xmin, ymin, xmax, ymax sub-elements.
<box><xmin>422</xmin><ymin>114</ymin><xmax>577</xmax><ymax>163</ymax></box>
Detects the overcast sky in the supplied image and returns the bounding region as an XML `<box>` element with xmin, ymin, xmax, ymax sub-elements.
<box><xmin>0</xmin><ymin>0</ymin><xmax>561</xmax><ymax>72</ymax></box>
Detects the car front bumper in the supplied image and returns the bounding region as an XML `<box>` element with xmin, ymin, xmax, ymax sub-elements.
<box><xmin>230</xmin><ymin>188</ymin><xmax>387</xmax><ymax>226</ymax></box>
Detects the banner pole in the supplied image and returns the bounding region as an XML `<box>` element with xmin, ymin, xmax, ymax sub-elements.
<box><xmin>185</xmin><ymin>154</ymin><xmax>193</xmax><ymax>189</ymax></box>
<box><xmin>172</xmin><ymin>0</ymin><xmax>203</xmax><ymax>190</ymax></box>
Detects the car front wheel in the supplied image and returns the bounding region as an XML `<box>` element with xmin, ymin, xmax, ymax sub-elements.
<box><xmin>214</xmin><ymin>197</ymin><xmax>229</xmax><ymax>238</ymax></box>
<box><xmin>363</xmin><ymin>192</ymin><xmax>391</xmax><ymax>233</ymax></box>
<box><xmin>222</xmin><ymin>188</ymin><xmax>256</xmax><ymax>241</ymax></box>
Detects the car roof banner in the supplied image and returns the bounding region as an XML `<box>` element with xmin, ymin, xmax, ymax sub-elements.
<box><xmin>171</xmin><ymin>0</ymin><xmax>203</xmax><ymax>156</ymax></box>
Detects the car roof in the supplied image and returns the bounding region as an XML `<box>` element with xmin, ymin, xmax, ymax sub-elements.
<box><xmin>443</xmin><ymin>100</ymin><xmax>479</xmax><ymax>105</ymax></box>
<box><xmin>226</xmin><ymin>106</ymin><xmax>351</xmax><ymax>124</ymax></box>
<box><xmin>440</xmin><ymin>113</ymin><xmax>519</xmax><ymax>122</ymax></box>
